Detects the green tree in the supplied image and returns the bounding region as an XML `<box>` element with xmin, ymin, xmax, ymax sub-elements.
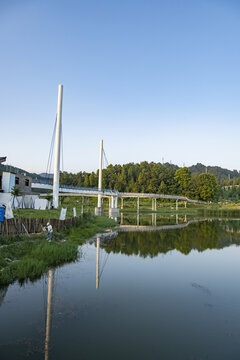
<box><xmin>89</xmin><ymin>172</ymin><xmax>97</xmax><ymax>187</ymax></box>
<box><xmin>174</xmin><ymin>167</ymin><xmax>191</xmax><ymax>195</ymax></box>
<box><xmin>196</xmin><ymin>173</ymin><xmax>218</xmax><ymax>202</ymax></box>
<box><xmin>158</xmin><ymin>181</ymin><xmax>167</xmax><ymax>194</ymax></box>
<box><xmin>11</xmin><ymin>186</ymin><xmax>20</xmax><ymax>197</ymax></box>
<box><xmin>83</xmin><ymin>174</ymin><xmax>90</xmax><ymax>187</ymax></box>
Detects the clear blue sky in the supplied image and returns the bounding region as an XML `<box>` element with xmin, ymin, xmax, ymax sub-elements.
<box><xmin>1</xmin><ymin>0</ymin><xmax>240</xmax><ymax>173</ymax></box>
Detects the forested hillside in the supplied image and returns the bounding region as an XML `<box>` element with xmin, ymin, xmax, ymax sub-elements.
<box><xmin>189</xmin><ymin>163</ymin><xmax>239</xmax><ymax>183</ymax></box>
<box><xmin>60</xmin><ymin>162</ymin><xmax>218</xmax><ymax>201</ymax></box>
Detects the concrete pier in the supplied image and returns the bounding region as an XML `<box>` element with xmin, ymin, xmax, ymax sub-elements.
<box><xmin>109</xmin><ymin>196</ymin><xmax>119</xmax><ymax>217</ymax></box>
<box><xmin>95</xmin><ymin>207</ymin><xmax>104</xmax><ymax>216</ymax></box>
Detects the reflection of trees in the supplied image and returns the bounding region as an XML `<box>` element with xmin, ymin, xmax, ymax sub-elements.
<box><xmin>101</xmin><ymin>221</ymin><xmax>240</xmax><ymax>258</ymax></box>
<box><xmin>0</xmin><ymin>286</ymin><xmax>8</xmax><ymax>307</ymax></box>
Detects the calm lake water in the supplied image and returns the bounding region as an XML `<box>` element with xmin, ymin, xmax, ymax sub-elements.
<box><xmin>1</xmin><ymin>214</ymin><xmax>240</xmax><ymax>359</ymax></box>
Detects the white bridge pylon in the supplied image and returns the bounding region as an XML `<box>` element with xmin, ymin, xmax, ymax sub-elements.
<box><xmin>53</xmin><ymin>84</ymin><xmax>63</xmax><ymax>209</ymax></box>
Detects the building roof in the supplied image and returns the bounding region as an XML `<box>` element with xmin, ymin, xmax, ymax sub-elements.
<box><xmin>0</xmin><ymin>157</ymin><xmax>6</xmax><ymax>164</ymax></box>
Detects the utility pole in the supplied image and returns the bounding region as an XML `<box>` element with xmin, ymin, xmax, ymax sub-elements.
<box><xmin>53</xmin><ymin>84</ymin><xmax>63</xmax><ymax>209</ymax></box>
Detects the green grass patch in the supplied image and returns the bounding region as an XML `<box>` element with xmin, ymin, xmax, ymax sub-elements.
<box><xmin>0</xmin><ymin>239</ymin><xmax>78</xmax><ymax>286</ymax></box>
<box><xmin>0</xmin><ymin>215</ymin><xmax>117</xmax><ymax>286</ymax></box>
<box><xmin>13</xmin><ymin>196</ymin><xmax>96</xmax><ymax>219</ymax></box>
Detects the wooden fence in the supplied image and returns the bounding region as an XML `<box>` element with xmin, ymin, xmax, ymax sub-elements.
<box><xmin>0</xmin><ymin>216</ymin><xmax>81</xmax><ymax>236</ymax></box>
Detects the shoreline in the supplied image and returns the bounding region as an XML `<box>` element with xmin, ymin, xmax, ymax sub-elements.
<box><xmin>0</xmin><ymin>216</ymin><xmax>116</xmax><ymax>287</ymax></box>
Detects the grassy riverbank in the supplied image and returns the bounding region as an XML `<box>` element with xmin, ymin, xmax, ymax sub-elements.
<box><xmin>65</xmin><ymin>216</ymin><xmax>117</xmax><ymax>243</ymax></box>
<box><xmin>121</xmin><ymin>201</ymin><xmax>240</xmax><ymax>218</ymax></box>
<box><xmin>0</xmin><ymin>216</ymin><xmax>116</xmax><ymax>286</ymax></box>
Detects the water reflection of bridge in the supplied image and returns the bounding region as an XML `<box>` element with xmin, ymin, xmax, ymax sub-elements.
<box><xmin>117</xmin><ymin>219</ymin><xmax>206</xmax><ymax>232</ymax></box>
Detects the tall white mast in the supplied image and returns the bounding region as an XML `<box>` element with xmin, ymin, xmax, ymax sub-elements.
<box><xmin>53</xmin><ymin>84</ymin><xmax>63</xmax><ymax>209</ymax></box>
<box><xmin>97</xmin><ymin>139</ymin><xmax>103</xmax><ymax>208</ymax></box>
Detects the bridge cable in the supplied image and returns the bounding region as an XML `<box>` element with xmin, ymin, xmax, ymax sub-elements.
<box><xmin>102</xmin><ymin>148</ymin><xmax>109</xmax><ymax>168</ymax></box>
<box><xmin>99</xmin><ymin>252</ymin><xmax>109</xmax><ymax>280</ymax></box>
<box><xmin>45</xmin><ymin>116</ymin><xmax>57</xmax><ymax>183</ymax></box>
<box><xmin>98</xmin><ymin>241</ymin><xmax>110</xmax><ymax>280</ymax></box>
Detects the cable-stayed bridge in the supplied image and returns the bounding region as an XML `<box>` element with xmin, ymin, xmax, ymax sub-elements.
<box><xmin>36</xmin><ymin>84</ymin><xmax>205</xmax><ymax>215</ymax></box>
<box><xmin>32</xmin><ymin>179</ymin><xmax>204</xmax><ymax>215</ymax></box>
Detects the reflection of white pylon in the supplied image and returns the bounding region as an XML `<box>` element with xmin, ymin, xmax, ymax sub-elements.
<box><xmin>152</xmin><ymin>213</ymin><xmax>156</xmax><ymax>226</ymax></box>
<box><xmin>137</xmin><ymin>212</ymin><xmax>140</xmax><ymax>227</ymax></box>
<box><xmin>45</xmin><ymin>269</ymin><xmax>53</xmax><ymax>360</ymax></box>
<box><xmin>120</xmin><ymin>212</ymin><xmax>123</xmax><ymax>225</ymax></box>
<box><xmin>96</xmin><ymin>237</ymin><xmax>100</xmax><ymax>289</ymax></box>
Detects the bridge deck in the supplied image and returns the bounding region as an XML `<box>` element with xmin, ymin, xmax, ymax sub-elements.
<box><xmin>32</xmin><ymin>182</ymin><xmax>205</xmax><ymax>204</ymax></box>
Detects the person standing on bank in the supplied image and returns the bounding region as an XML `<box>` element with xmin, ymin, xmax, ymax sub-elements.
<box><xmin>46</xmin><ymin>222</ymin><xmax>53</xmax><ymax>242</ymax></box>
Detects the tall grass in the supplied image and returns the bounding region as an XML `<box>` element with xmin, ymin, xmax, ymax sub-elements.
<box><xmin>0</xmin><ymin>240</ymin><xmax>78</xmax><ymax>285</ymax></box>
<box><xmin>0</xmin><ymin>215</ymin><xmax>116</xmax><ymax>286</ymax></box>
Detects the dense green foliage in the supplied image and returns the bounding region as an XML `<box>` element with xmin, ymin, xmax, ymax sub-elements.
<box><xmin>60</xmin><ymin>163</ymin><xmax>218</xmax><ymax>201</ymax></box>
<box><xmin>217</xmin><ymin>187</ymin><xmax>240</xmax><ymax>202</ymax></box>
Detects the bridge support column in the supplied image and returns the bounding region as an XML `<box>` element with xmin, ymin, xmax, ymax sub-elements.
<box><xmin>109</xmin><ymin>196</ymin><xmax>119</xmax><ymax>217</ymax></box>
<box><xmin>176</xmin><ymin>200</ymin><xmax>178</xmax><ymax>211</ymax></box>
<box><xmin>184</xmin><ymin>201</ymin><xmax>187</xmax><ymax>208</ymax></box>
<box><xmin>121</xmin><ymin>198</ymin><xmax>124</xmax><ymax>210</ymax></box>
<box><xmin>152</xmin><ymin>198</ymin><xmax>157</xmax><ymax>211</ymax></box>
<box><xmin>95</xmin><ymin>206</ymin><xmax>104</xmax><ymax>216</ymax></box>
<box><xmin>176</xmin><ymin>214</ymin><xmax>178</xmax><ymax>224</ymax></box>
<box><xmin>111</xmin><ymin>196</ymin><xmax>114</xmax><ymax>208</ymax></box>
<box><xmin>137</xmin><ymin>197</ymin><xmax>139</xmax><ymax>212</ymax></box>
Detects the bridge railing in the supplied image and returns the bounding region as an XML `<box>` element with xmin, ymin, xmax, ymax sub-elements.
<box><xmin>32</xmin><ymin>180</ymin><xmax>119</xmax><ymax>194</ymax></box>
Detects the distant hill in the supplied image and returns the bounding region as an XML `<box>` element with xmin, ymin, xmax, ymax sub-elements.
<box><xmin>39</xmin><ymin>173</ymin><xmax>54</xmax><ymax>179</ymax></box>
<box><xmin>0</xmin><ymin>164</ymin><xmax>50</xmax><ymax>182</ymax></box>
<box><xmin>189</xmin><ymin>163</ymin><xmax>239</xmax><ymax>182</ymax></box>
